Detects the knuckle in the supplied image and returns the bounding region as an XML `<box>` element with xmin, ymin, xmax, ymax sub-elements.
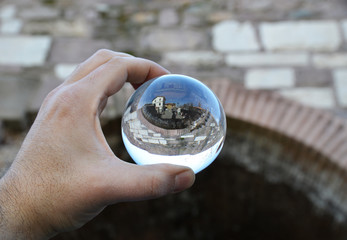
<box><xmin>109</xmin><ymin>56</ymin><xmax>127</xmax><ymax>64</ymax></box>
<box><xmin>42</xmin><ymin>86</ymin><xmax>83</xmax><ymax>119</ymax></box>
<box><xmin>94</xmin><ymin>49</ymin><xmax>113</xmax><ymax>58</ymax></box>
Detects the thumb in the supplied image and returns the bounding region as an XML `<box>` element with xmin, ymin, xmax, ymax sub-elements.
<box><xmin>101</xmin><ymin>161</ymin><xmax>195</xmax><ymax>203</ymax></box>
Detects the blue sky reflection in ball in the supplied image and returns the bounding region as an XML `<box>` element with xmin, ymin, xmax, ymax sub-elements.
<box><xmin>121</xmin><ymin>74</ymin><xmax>226</xmax><ymax>173</ymax></box>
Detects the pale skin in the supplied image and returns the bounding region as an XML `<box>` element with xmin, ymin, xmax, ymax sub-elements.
<box><xmin>0</xmin><ymin>50</ymin><xmax>195</xmax><ymax>239</ymax></box>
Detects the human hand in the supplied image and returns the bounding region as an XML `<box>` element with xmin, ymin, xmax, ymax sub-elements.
<box><xmin>0</xmin><ymin>50</ymin><xmax>195</xmax><ymax>239</ymax></box>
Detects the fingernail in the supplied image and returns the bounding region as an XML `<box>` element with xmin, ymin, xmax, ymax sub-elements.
<box><xmin>173</xmin><ymin>169</ymin><xmax>195</xmax><ymax>193</ymax></box>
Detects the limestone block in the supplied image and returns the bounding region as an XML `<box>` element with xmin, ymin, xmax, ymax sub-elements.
<box><xmin>342</xmin><ymin>20</ymin><xmax>347</xmax><ymax>41</ymax></box>
<box><xmin>207</xmin><ymin>11</ymin><xmax>234</xmax><ymax>24</ymax></box>
<box><xmin>0</xmin><ymin>76</ymin><xmax>41</xmax><ymax>119</ymax></box>
<box><xmin>0</xmin><ymin>142</ymin><xmax>22</xmax><ymax>177</ymax></box>
<box><xmin>0</xmin><ymin>19</ymin><xmax>22</xmax><ymax>34</ymax></box>
<box><xmin>313</xmin><ymin>54</ymin><xmax>347</xmax><ymax>68</ymax></box>
<box><xmin>131</xmin><ymin>12</ymin><xmax>156</xmax><ymax>25</ymax></box>
<box><xmin>333</xmin><ymin>69</ymin><xmax>347</xmax><ymax>107</ymax></box>
<box><xmin>162</xmin><ymin>51</ymin><xmax>223</xmax><ymax>67</ymax></box>
<box><xmin>226</xmin><ymin>53</ymin><xmax>309</xmax><ymax>67</ymax></box>
<box><xmin>28</xmin><ymin>75</ymin><xmax>62</xmax><ymax>112</ymax></box>
<box><xmin>141</xmin><ymin>28</ymin><xmax>207</xmax><ymax>51</ymax></box>
<box><xmin>0</xmin><ymin>36</ymin><xmax>51</xmax><ymax>66</ymax></box>
<box><xmin>0</xmin><ymin>5</ymin><xmax>16</xmax><ymax>19</ymax></box>
<box><xmin>245</xmin><ymin>68</ymin><xmax>295</xmax><ymax>89</ymax></box>
<box><xmin>159</xmin><ymin>8</ymin><xmax>179</xmax><ymax>27</ymax></box>
<box><xmin>212</xmin><ymin>20</ymin><xmax>260</xmax><ymax>52</ymax></box>
<box><xmin>19</xmin><ymin>6</ymin><xmax>60</xmax><ymax>20</ymax></box>
<box><xmin>54</xmin><ymin>19</ymin><xmax>90</xmax><ymax>37</ymax></box>
<box><xmin>260</xmin><ymin>21</ymin><xmax>341</xmax><ymax>51</ymax></box>
<box><xmin>54</xmin><ymin>64</ymin><xmax>78</xmax><ymax>80</ymax></box>
<box><xmin>279</xmin><ymin>88</ymin><xmax>335</xmax><ymax>109</ymax></box>
<box><xmin>49</xmin><ymin>38</ymin><xmax>112</xmax><ymax>63</ymax></box>
<box><xmin>0</xmin><ymin>121</ymin><xmax>3</xmax><ymax>144</ymax></box>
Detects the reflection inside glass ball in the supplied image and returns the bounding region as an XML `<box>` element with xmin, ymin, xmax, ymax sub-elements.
<box><xmin>121</xmin><ymin>74</ymin><xmax>226</xmax><ymax>173</ymax></box>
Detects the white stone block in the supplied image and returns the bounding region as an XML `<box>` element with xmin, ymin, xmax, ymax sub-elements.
<box><xmin>195</xmin><ymin>136</ymin><xmax>207</xmax><ymax>141</ymax></box>
<box><xmin>162</xmin><ymin>51</ymin><xmax>223</xmax><ymax>67</ymax></box>
<box><xmin>148</xmin><ymin>139</ymin><xmax>159</xmax><ymax>144</ymax></box>
<box><xmin>245</xmin><ymin>68</ymin><xmax>295</xmax><ymax>89</ymax></box>
<box><xmin>139</xmin><ymin>130</ymin><xmax>148</xmax><ymax>136</ymax></box>
<box><xmin>226</xmin><ymin>53</ymin><xmax>309</xmax><ymax>67</ymax></box>
<box><xmin>260</xmin><ymin>21</ymin><xmax>341</xmax><ymax>51</ymax></box>
<box><xmin>0</xmin><ymin>5</ymin><xmax>16</xmax><ymax>20</ymax></box>
<box><xmin>279</xmin><ymin>88</ymin><xmax>335</xmax><ymax>108</ymax></box>
<box><xmin>0</xmin><ymin>19</ymin><xmax>22</xmax><ymax>34</ymax></box>
<box><xmin>333</xmin><ymin>69</ymin><xmax>347</xmax><ymax>107</ymax></box>
<box><xmin>54</xmin><ymin>64</ymin><xmax>78</xmax><ymax>80</ymax></box>
<box><xmin>313</xmin><ymin>54</ymin><xmax>347</xmax><ymax>68</ymax></box>
<box><xmin>212</xmin><ymin>20</ymin><xmax>260</xmax><ymax>52</ymax></box>
<box><xmin>342</xmin><ymin>20</ymin><xmax>347</xmax><ymax>41</ymax></box>
<box><xmin>0</xmin><ymin>36</ymin><xmax>52</xmax><ymax>66</ymax></box>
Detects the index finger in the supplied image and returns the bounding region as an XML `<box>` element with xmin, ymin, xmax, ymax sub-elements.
<box><xmin>79</xmin><ymin>56</ymin><xmax>170</xmax><ymax>98</ymax></box>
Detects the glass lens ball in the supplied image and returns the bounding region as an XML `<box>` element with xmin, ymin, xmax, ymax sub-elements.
<box><xmin>121</xmin><ymin>74</ymin><xmax>226</xmax><ymax>173</ymax></box>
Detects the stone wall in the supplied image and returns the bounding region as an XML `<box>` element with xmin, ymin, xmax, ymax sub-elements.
<box><xmin>0</xmin><ymin>0</ymin><xmax>347</xmax><ymax>126</ymax></box>
<box><xmin>1</xmin><ymin>0</ymin><xmax>347</xmax><ymax>238</ymax></box>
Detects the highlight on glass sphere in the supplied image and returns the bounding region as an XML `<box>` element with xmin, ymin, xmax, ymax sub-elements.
<box><xmin>121</xmin><ymin>74</ymin><xmax>226</xmax><ymax>173</ymax></box>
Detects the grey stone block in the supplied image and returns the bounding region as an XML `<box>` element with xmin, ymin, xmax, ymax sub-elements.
<box><xmin>140</xmin><ymin>28</ymin><xmax>207</xmax><ymax>51</ymax></box>
<box><xmin>49</xmin><ymin>38</ymin><xmax>112</xmax><ymax>63</ymax></box>
<box><xmin>0</xmin><ymin>75</ymin><xmax>41</xmax><ymax>120</ymax></box>
<box><xmin>28</xmin><ymin>74</ymin><xmax>62</xmax><ymax>112</ymax></box>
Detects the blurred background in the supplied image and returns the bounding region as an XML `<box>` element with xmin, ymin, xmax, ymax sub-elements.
<box><xmin>1</xmin><ymin>0</ymin><xmax>347</xmax><ymax>239</ymax></box>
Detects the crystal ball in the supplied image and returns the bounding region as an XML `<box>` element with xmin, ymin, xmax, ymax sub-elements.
<box><xmin>121</xmin><ymin>74</ymin><xmax>226</xmax><ymax>173</ymax></box>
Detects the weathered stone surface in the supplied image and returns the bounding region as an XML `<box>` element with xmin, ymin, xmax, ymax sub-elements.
<box><xmin>22</xmin><ymin>21</ymin><xmax>54</xmax><ymax>35</ymax></box>
<box><xmin>0</xmin><ymin>18</ymin><xmax>22</xmax><ymax>34</ymax></box>
<box><xmin>245</xmin><ymin>68</ymin><xmax>295</xmax><ymax>89</ymax></box>
<box><xmin>207</xmin><ymin>11</ymin><xmax>234</xmax><ymax>23</ymax></box>
<box><xmin>49</xmin><ymin>38</ymin><xmax>112</xmax><ymax>63</ymax></box>
<box><xmin>54</xmin><ymin>64</ymin><xmax>78</xmax><ymax>80</ymax></box>
<box><xmin>0</xmin><ymin>76</ymin><xmax>41</xmax><ymax>119</ymax></box>
<box><xmin>0</xmin><ymin>121</ymin><xmax>3</xmax><ymax>144</ymax></box>
<box><xmin>260</xmin><ymin>21</ymin><xmax>341</xmax><ymax>51</ymax></box>
<box><xmin>0</xmin><ymin>142</ymin><xmax>21</xmax><ymax>177</ymax></box>
<box><xmin>0</xmin><ymin>5</ymin><xmax>16</xmax><ymax>19</ymax></box>
<box><xmin>0</xmin><ymin>36</ymin><xmax>51</xmax><ymax>66</ymax></box>
<box><xmin>29</xmin><ymin>75</ymin><xmax>62</xmax><ymax>112</ymax></box>
<box><xmin>226</xmin><ymin>53</ymin><xmax>309</xmax><ymax>67</ymax></box>
<box><xmin>140</xmin><ymin>28</ymin><xmax>207</xmax><ymax>51</ymax></box>
<box><xmin>131</xmin><ymin>12</ymin><xmax>156</xmax><ymax>25</ymax></box>
<box><xmin>162</xmin><ymin>51</ymin><xmax>223</xmax><ymax>67</ymax></box>
<box><xmin>342</xmin><ymin>20</ymin><xmax>347</xmax><ymax>41</ymax></box>
<box><xmin>279</xmin><ymin>88</ymin><xmax>335</xmax><ymax>108</ymax></box>
<box><xmin>54</xmin><ymin>19</ymin><xmax>90</xmax><ymax>37</ymax></box>
<box><xmin>296</xmin><ymin>69</ymin><xmax>332</xmax><ymax>87</ymax></box>
<box><xmin>159</xmin><ymin>8</ymin><xmax>179</xmax><ymax>27</ymax></box>
<box><xmin>313</xmin><ymin>54</ymin><xmax>347</xmax><ymax>68</ymax></box>
<box><xmin>333</xmin><ymin>69</ymin><xmax>347</xmax><ymax>107</ymax></box>
<box><xmin>212</xmin><ymin>20</ymin><xmax>260</xmax><ymax>52</ymax></box>
<box><xmin>18</xmin><ymin>6</ymin><xmax>60</xmax><ymax>20</ymax></box>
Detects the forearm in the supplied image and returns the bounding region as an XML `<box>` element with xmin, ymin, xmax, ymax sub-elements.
<box><xmin>0</xmin><ymin>172</ymin><xmax>51</xmax><ymax>240</ymax></box>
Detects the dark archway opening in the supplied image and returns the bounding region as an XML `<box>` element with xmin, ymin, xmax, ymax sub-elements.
<box><xmin>53</xmin><ymin>117</ymin><xmax>347</xmax><ymax>240</ymax></box>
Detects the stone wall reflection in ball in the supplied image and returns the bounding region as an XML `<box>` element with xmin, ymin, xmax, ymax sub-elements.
<box><xmin>121</xmin><ymin>74</ymin><xmax>226</xmax><ymax>173</ymax></box>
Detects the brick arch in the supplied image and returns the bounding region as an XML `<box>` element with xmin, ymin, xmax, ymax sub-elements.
<box><xmin>207</xmin><ymin>80</ymin><xmax>347</xmax><ymax>168</ymax></box>
<box><xmin>206</xmin><ymin>80</ymin><xmax>347</xmax><ymax>219</ymax></box>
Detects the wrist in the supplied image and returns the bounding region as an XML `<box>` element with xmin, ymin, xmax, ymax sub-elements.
<box><xmin>0</xmin><ymin>170</ymin><xmax>53</xmax><ymax>240</ymax></box>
